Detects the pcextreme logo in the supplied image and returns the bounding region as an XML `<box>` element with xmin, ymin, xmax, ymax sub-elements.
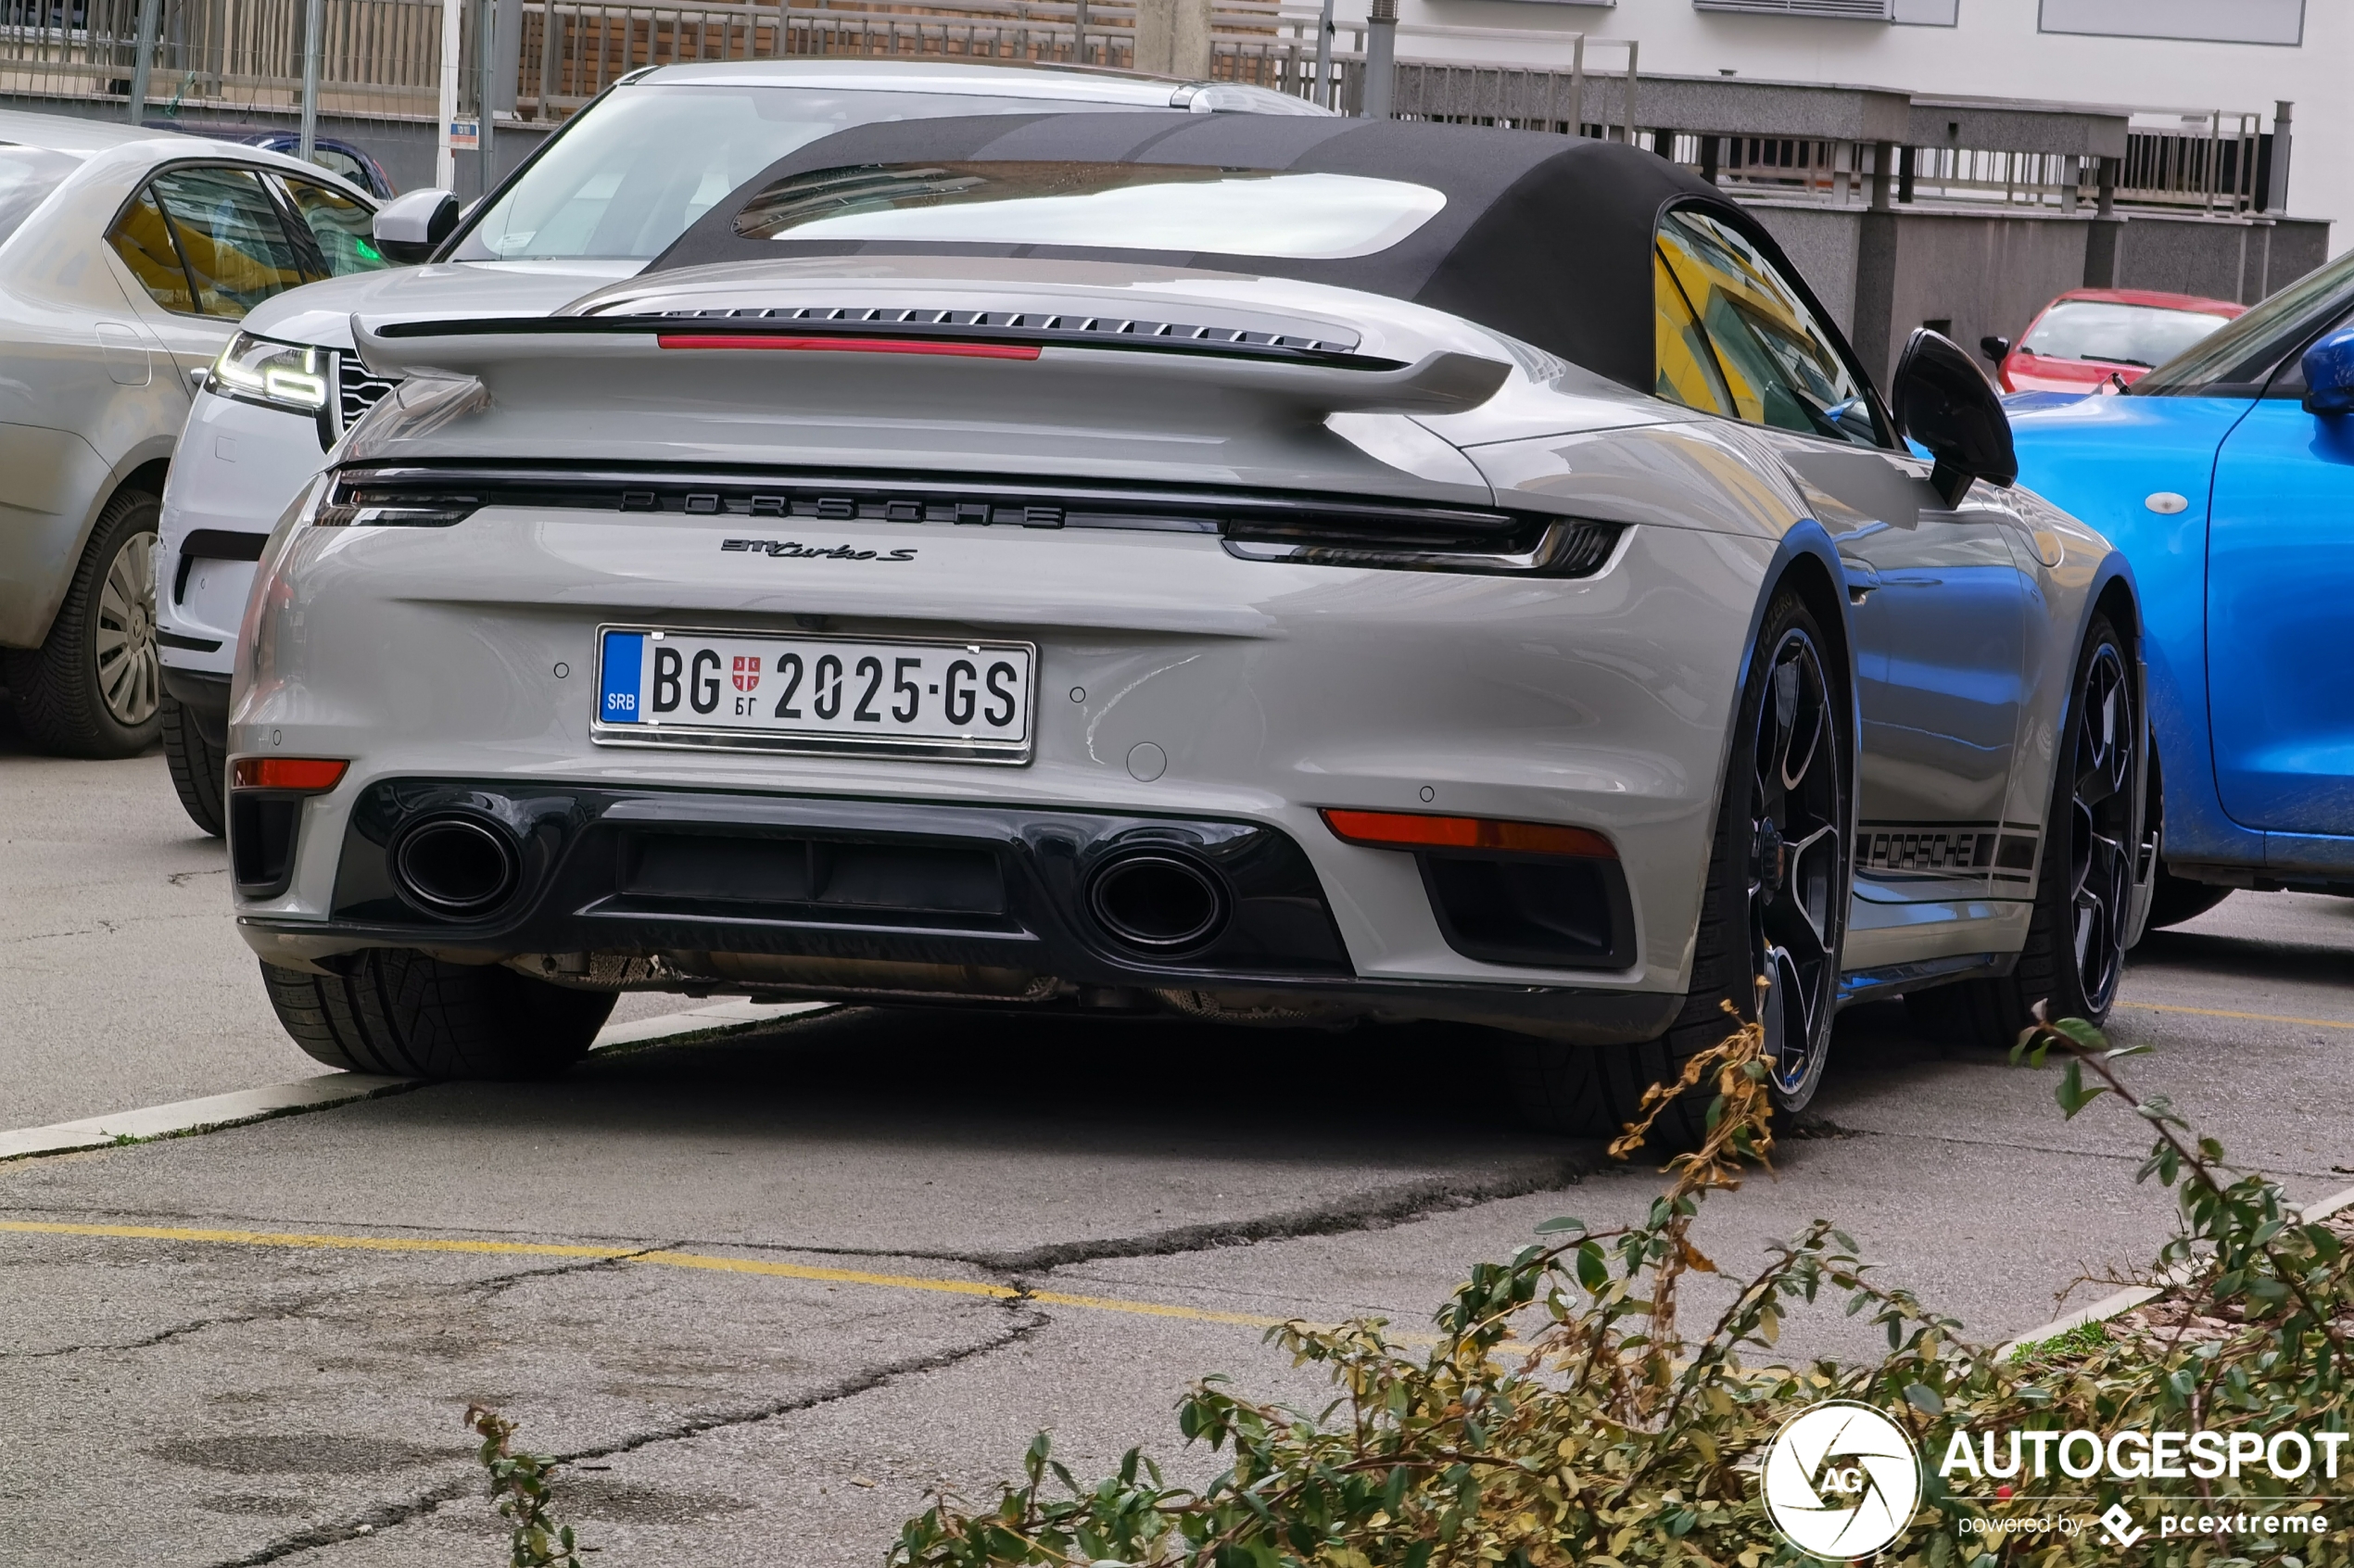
<box><xmin>1760</xmin><ymin>1400</ymin><xmax>1923</xmax><ymax>1560</ymax></box>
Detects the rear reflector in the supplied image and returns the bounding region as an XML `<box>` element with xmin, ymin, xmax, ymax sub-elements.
<box><xmin>655</xmin><ymin>335</ymin><xmax>1041</xmax><ymax>360</ymax></box>
<box><xmin>1321</xmin><ymin>809</ymin><xmax>1615</xmax><ymax>859</ymax></box>
<box><xmin>233</xmin><ymin>757</ymin><xmax>350</xmax><ymax>791</ymax></box>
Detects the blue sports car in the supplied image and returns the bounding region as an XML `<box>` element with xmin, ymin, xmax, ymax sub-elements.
<box><xmin>2007</xmin><ymin>251</ymin><xmax>2354</xmax><ymax>926</ymax></box>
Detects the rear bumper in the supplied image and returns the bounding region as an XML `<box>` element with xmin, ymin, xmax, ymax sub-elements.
<box><xmin>235</xmin><ymin>779</ymin><xmax>1679</xmax><ymax>1043</ymax></box>
<box><xmin>233</xmin><ymin>503</ymin><xmax>1766</xmax><ymax>1001</ymax></box>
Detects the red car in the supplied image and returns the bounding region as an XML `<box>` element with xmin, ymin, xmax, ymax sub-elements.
<box><xmin>1982</xmin><ymin>287</ymin><xmax>2244</xmax><ymax>393</ymax></box>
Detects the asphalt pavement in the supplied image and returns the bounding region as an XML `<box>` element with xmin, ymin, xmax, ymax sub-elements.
<box><xmin>3</xmin><ymin>728</ymin><xmax>2350</xmax><ymax>1567</ymax></box>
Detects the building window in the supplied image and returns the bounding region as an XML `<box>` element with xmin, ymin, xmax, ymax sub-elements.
<box><xmin>1693</xmin><ymin>0</ymin><xmax>1893</xmax><ymax>18</ymax></box>
<box><xmin>2038</xmin><ymin>0</ymin><xmax>2302</xmax><ymax>45</ymax></box>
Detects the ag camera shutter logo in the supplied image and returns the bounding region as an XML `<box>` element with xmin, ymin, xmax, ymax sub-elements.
<box><xmin>1761</xmin><ymin>1400</ymin><xmax>1922</xmax><ymax>1559</ymax></box>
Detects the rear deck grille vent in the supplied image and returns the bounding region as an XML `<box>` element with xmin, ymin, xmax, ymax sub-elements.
<box><xmin>618</xmin><ymin>305</ymin><xmax>1360</xmax><ymax>359</ymax></box>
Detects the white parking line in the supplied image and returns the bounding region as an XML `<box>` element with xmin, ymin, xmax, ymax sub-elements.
<box><xmin>0</xmin><ymin>1000</ymin><xmax>829</xmax><ymax>1164</ymax></box>
<box><xmin>592</xmin><ymin>997</ymin><xmax>829</xmax><ymax>1051</ymax></box>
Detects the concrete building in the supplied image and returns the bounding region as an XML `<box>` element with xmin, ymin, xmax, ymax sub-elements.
<box><xmin>1353</xmin><ymin>0</ymin><xmax>2334</xmax><ymax>376</ymax></box>
<box><xmin>1388</xmin><ymin>0</ymin><xmax>2343</xmax><ymax>254</ymax></box>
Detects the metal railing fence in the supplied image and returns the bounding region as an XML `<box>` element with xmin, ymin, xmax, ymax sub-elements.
<box><xmin>521</xmin><ymin>0</ymin><xmax>1152</xmax><ymax>117</ymax></box>
<box><xmin>0</xmin><ymin>0</ymin><xmax>1349</xmax><ymax>122</ymax></box>
<box><xmin>0</xmin><ymin>0</ymin><xmax>2283</xmax><ymax>225</ymax></box>
<box><xmin>0</xmin><ymin>0</ymin><xmax>441</xmax><ymax>119</ymax></box>
<box><xmin>0</xmin><ymin>0</ymin><xmax>1634</xmax><ymax>129</ymax></box>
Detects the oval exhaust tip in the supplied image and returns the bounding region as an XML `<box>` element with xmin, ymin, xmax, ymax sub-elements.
<box><xmin>391</xmin><ymin>815</ymin><xmax>521</xmax><ymax>917</ymax></box>
<box><xmin>1085</xmin><ymin>853</ymin><xmax>1230</xmax><ymax>954</ymax></box>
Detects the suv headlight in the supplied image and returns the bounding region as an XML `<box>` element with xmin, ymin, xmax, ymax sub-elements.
<box><xmin>211</xmin><ymin>332</ymin><xmax>330</xmax><ymax>414</ymax></box>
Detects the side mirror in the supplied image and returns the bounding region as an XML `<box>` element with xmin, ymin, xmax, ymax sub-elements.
<box><xmin>1892</xmin><ymin>328</ymin><xmax>2018</xmax><ymax>508</ymax></box>
<box><xmin>373</xmin><ymin>189</ymin><xmax>459</xmax><ymax>265</ymax></box>
<box><xmin>1979</xmin><ymin>335</ymin><xmax>2011</xmax><ymax>365</ymax></box>
<box><xmin>2301</xmin><ymin>324</ymin><xmax>2354</xmax><ymax>417</ymax></box>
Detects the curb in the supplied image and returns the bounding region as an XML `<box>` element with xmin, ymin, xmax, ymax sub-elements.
<box><xmin>2000</xmin><ymin>1178</ymin><xmax>2354</xmax><ymax>1358</ymax></box>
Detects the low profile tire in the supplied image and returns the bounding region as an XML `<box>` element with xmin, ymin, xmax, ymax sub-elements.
<box><xmin>162</xmin><ymin>694</ymin><xmax>227</xmax><ymax>837</ymax></box>
<box><xmin>2</xmin><ymin>489</ymin><xmax>163</xmax><ymax>758</ymax></box>
<box><xmin>259</xmin><ymin>950</ymin><xmax>615</xmax><ymax>1080</ymax></box>
<box><xmin>2143</xmin><ymin>866</ymin><xmax>2231</xmax><ymax>931</ymax></box>
<box><xmin>1907</xmin><ymin>612</ymin><xmax>2138</xmax><ymax>1048</ymax></box>
<box><xmin>1512</xmin><ymin>589</ymin><xmax>1853</xmax><ymax>1150</ymax></box>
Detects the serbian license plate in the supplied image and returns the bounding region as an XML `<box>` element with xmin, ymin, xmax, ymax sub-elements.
<box><xmin>593</xmin><ymin>626</ymin><xmax>1035</xmax><ymax>763</ymax></box>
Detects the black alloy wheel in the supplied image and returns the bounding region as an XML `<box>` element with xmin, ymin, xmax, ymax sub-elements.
<box><xmin>1509</xmin><ymin>589</ymin><xmax>1853</xmax><ymax>1148</ymax></box>
<box><xmin>1906</xmin><ymin>613</ymin><xmax>2138</xmax><ymax>1049</ymax></box>
<box><xmin>2067</xmin><ymin>640</ymin><xmax>2134</xmax><ymax>1013</ymax></box>
<box><xmin>1749</xmin><ymin>626</ymin><xmax>1845</xmax><ymax>1104</ymax></box>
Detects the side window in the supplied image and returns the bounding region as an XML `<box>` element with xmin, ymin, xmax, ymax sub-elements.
<box><xmin>308</xmin><ymin>147</ymin><xmax>371</xmax><ymax>189</ymax></box>
<box><xmin>149</xmin><ymin>166</ymin><xmax>307</xmax><ymax>317</ymax></box>
<box><xmin>1657</xmin><ymin>209</ymin><xmax>1881</xmax><ymax>449</ymax></box>
<box><xmin>108</xmin><ymin>187</ymin><xmax>196</xmax><ymax>314</ymax></box>
<box><xmin>284</xmin><ymin>178</ymin><xmax>389</xmax><ymax>277</ymax></box>
<box><xmin>1654</xmin><ymin>249</ymin><xmax>1733</xmax><ymax>417</ymax></box>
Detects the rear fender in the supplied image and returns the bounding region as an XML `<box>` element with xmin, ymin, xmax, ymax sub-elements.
<box><xmin>0</xmin><ymin>431</ymin><xmax>171</xmax><ymax>648</ymax></box>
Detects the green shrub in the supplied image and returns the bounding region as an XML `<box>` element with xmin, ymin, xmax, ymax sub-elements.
<box><xmin>892</xmin><ymin>1012</ymin><xmax>2352</xmax><ymax>1568</ymax></box>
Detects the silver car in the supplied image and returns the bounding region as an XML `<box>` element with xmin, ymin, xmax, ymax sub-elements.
<box><xmin>0</xmin><ymin>109</ymin><xmax>380</xmax><ymax>756</ymax></box>
<box><xmin>225</xmin><ymin>119</ymin><xmax>2150</xmax><ymax>1146</ymax></box>
<box><xmin>154</xmin><ymin>59</ymin><xmax>1323</xmax><ymax>832</ymax></box>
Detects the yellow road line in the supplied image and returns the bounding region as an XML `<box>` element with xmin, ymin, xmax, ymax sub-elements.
<box><xmin>0</xmin><ymin>1220</ymin><xmax>633</xmax><ymax>1258</ymax></box>
<box><xmin>0</xmin><ymin>1220</ymin><xmax>1293</xmax><ymax>1332</ymax></box>
<box><xmin>1024</xmin><ymin>1287</ymin><xmax>1291</xmax><ymax>1331</ymax></box>
<box><xmin>2119</xmin><ymin>1001</ymin><xmax>2354</xmax><ymax>1032</ymax></box>
<box><xmin>637</xmin><ymin>1248</ymin><xmax>1025</xmax><ymax>1303</ymax></box>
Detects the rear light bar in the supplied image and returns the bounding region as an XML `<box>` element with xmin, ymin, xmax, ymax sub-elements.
<box><xmin>1321</xmin><ymin>809</ymin><xmax>1615</xmax><ymax>859</ymax></box>
<box><xmin>233</xmin><ymin>757</ymin><xmax>349</xmax><ymax>792</ymax></box>
<box><xmin>656</xmin><ymin>335</ymin><xmax>1040</xmax><ymax>360</ymax></box>
<box><xmin>1223</xmin><ymin>516</ymin><xmax>1619</xmax><ymax>579</ymax></box>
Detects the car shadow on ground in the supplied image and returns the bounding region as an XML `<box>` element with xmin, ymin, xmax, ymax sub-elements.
<box><xmin>2131</xmin><ymin>921</ymin><xmax>2354</xmax><ymax>989</ymax></box>
<box><xmin>0</xmin><ymin>697</ymin><xmax>163</xmax><ymax>760</ymax></box>
<box><xmin>533</xmin><ymin>1000</ymin><xmax>1930</xmax><ymax>1163</ymax></box>
<box><xmin>567</xmin><ymin>1007</ymin><xmax>1577</xmax><ymax>1158</ymax></box>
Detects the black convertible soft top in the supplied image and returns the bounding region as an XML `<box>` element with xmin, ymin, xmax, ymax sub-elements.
<box><xmin>645</xmin><ymin>113</ymin><xmax>1770</xmax><ymax>396</ymax></box>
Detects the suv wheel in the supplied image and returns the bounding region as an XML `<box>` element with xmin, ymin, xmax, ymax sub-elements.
<box><xmin>162</xmin><ymin>693</ymin><xmax>228</xmax><ymax>836</ymax></box>
<box><xmin>4</xmin><ymin>489</ymin><xmax>163</xmax><ymax>758</ymax></box>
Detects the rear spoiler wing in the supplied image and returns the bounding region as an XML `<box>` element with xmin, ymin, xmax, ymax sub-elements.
<box><xmin>350</xmin><ymin>315</ymin><xmax>1512</xmax><ymax>420</ymax></box>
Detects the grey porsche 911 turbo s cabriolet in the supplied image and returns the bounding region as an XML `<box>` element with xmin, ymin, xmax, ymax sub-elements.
<box><xmin>223</xmin><ymin>114</ymin><xmax>2148</xmax><ymax>1146</ymax></box>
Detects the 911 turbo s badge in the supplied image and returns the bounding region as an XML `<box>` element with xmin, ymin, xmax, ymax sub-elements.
<box><xmin>722</xmin><ymin>538</ymin><xmax>918</xmax><ymax>562</ymax></box>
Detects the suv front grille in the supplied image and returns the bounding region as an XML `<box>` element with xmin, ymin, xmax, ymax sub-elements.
<box><xmin>337</xmin><ymin>364</ymin><xmax>401</xmax><ymax>434</ymax></box>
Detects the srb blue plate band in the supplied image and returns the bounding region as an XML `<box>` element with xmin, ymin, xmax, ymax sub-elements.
<box><xmin>601</xmin><ymin>631</ymin><xmax>644</xmax><ymax>723</ymax></box>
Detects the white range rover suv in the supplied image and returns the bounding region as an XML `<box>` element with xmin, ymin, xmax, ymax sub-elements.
<box><xmin>155</xmin><ymin>57</ymin><xmax>1323</xmax><ymax>833</ymax></box>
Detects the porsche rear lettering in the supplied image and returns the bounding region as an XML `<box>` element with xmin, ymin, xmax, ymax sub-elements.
<box><xmin>722</xmin><ymin>538</ymin><xmax>918</xmax><ymax>562</ymax></box>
